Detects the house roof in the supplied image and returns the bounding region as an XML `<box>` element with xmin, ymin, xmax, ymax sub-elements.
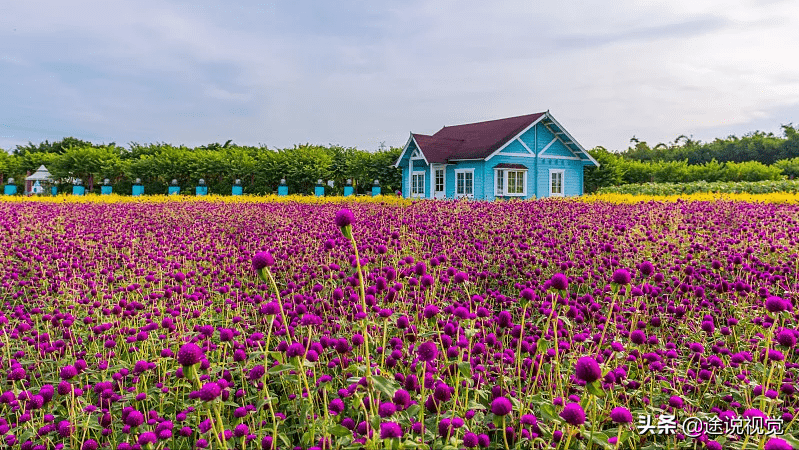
<box><xmin>493</xmin><ymin>163</ymin><xmax>528</xmax><ymax>169</ymax></box>
<box><xmin>429</xmin><ymin>112</ymin><xmax>545</xmax><ymax>162</ymax></box>
<box><xmin>395</xmin><ymin>112</ymin><xmax>599</xmax><ymax>167</ymax></box>
<box><xmin>407</xmin><ymin>113</ymin><xmax>545</xmax><ymax>164</ymax></box>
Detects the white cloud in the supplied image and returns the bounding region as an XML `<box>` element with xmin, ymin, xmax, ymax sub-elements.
<box><xmin>1</xmin><ymin>0</ymin><xmax>798</xmax><ymax>152</ymax></box>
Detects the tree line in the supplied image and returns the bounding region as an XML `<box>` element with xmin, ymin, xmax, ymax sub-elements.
<box><xmin>584</xmin><ymin>124</ymin><xmax>799</xmax><ymax>193</ymax></box>
<box><xmin>0</xmin><ymin>138</ymin><xmax>403</xmax><ymax>195</ymax></box>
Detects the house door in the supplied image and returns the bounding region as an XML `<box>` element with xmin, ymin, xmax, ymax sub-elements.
<box><xmin>433</xmin><ymin>166</ymin><xmax>445</xmax><ymax>199</ymax></box>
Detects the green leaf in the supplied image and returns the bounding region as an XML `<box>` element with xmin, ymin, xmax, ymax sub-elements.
<box><xmin>458</xmin><ymin>362</ymin><xmax>472</xmax><ymax>379</ymax></box>
<box><xmin>467</xmin><ymin>400</ymin><xmax>486</xmax><ymax>411</ymax></box>
<box><xmin>586</xmin><ymin>380</ymin><xmax>606</xmax><ymax>398</ymax></box>
<box><xmin>329</xmin><ymin>425</ymin><xmax>351</xmax><ymax>437</ymax></box>
<box><xmin>781</xmin><ymin>434</ymin><xmax>799</xmax><ymax>449</ymax></box>
<box><xmin>267</xmin><ymin>364</ymin><xmax>293</xmax><ymax>375</ymax></box>
<box><xmin>539</xmin><ymin>404</ymin><xmax>558</xmax><ymax>422</ymax></box>
<box><xmin>589</xmin><ymin>431</ymin><xmax>612</xmax><ymax>449</ymax></box>
<box><xmin>372</xmin><ymin>375</ymin><xmax>399</xmax><ymax>398</ymax></box>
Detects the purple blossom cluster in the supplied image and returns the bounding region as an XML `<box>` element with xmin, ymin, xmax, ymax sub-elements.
<box><xmin>0</xmin><ymin>199</ymin><xmax>796</xmax><ymax>450</ymax></box>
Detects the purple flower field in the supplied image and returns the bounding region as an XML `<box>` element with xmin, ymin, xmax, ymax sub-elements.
<box><xmin>0</xmin><ymin>199</ymin><xmax>797</xmax><ymax>450</ymax></box>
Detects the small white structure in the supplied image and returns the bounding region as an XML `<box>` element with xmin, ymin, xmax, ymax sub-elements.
<box><xmin>25</xmin><ymin>165</ymin><xmax>53</xmax><ymax>195</ymax></box>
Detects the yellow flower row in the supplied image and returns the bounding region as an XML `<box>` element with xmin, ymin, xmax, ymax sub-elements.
<box><xmin>1</xmin><ymin>192</ymin><xmax>797</xmax><ymax>205</ymax></box>
<box><xmin>0</xmin><ymin>193</ymin><xmax>415</xmax><ymax>206</ymax></box>
<box><xmin>581</xmin><ymin>192</ymin><xmax>799</xmax><ymax>204</ymax></box>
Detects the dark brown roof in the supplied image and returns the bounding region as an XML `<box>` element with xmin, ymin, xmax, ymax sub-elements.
<box><xmin>493</xmin><ymin>163</ymin><xmax>528</xmax><ymax>169</ymax></box>
<box><xmin>414</xmin><ymin>113</ymin><xmax>546</xmax><ymax>163</ymax></box>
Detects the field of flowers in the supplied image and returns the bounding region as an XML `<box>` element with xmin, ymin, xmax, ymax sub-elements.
<box><xmin>0</xmin><ymin>196</ymin><xmax>797</xmax><ymax>450</ymax></box>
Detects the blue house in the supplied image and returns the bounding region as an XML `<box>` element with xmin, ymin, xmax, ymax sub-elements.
<box><xmin>394</xmin><ymin>111</ymin><xmax>599</xmax><ymax>200</ymax></box>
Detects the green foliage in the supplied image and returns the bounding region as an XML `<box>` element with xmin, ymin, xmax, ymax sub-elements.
<box><xmin>1</xmin><ymin>137</ymin><xmax>403</xmax><ymax>196</ymax></box>
<box><xmin>597</xmin><ymin>179</ymin><xmax>799</xmax><ymax>195</ymax></box>
<box><xmin>719</xmin><ymin>160</ymin><xmax>782</xmax><ymax>181</ymax></box>
<box><xmin>618</xmin><ymin>124</ymin><xmax>799</xmax><ymax>165</ymax></box>
<box><xmin>772</xmin><ymin>157</ymin><xmax>799</xmax><ymax>179</ymax></box>
<box><xmin>584</xmin><ymin>147</ymin><xmax>623</xmax><ymax>193</ymax></box>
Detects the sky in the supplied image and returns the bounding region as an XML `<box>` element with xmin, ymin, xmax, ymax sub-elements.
<box><xmin>1</xmin><ymin>0</ymin><xmax>798</xmax><ymax>154</ymax></box>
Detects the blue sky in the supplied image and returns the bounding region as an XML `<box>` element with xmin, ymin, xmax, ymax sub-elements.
<box><xmin>1</xmin><ymin>0</ymin><xmax>798</xmax><ymax>153</ymax></box>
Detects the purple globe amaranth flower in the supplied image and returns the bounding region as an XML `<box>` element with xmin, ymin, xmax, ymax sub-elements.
<box><xmin>335</xmin><ymin>209</ymin><xmax>355</xmax><ymax>238</ymax></box>
<box><xmin>379</xmin><ymin>422</ymin><xmax>403</xmax><ymax>439</ymax></box>
<box><xmin>233</xmin><ymin>424</ymin><xmax>249</xmax><ymax>438</ymax></box>
<box><xmin>463</xmin><ymin>432</ymin><xmax>479</xmax><ymax>448</ymax></box>
<box><xmin>56</xmin><ymin>420</ymin><xmax>73</xmax><ymax>438</ymax></box>
<box><xmin>775</xmin><ymin>329</ymin><xmax>796</xmax><ymax>348</ymax></box>
<box><xmin>490</xmin><ymin>396</ymin><xmax>513</xmax><ymax>416</ymax></box>
<box><xmin>550</xmin><ymin>273</ymin><xmax>569</xmax><ymax>291</ymax></box>
<box><xmin>125</xmin><ymin>410</ymin><xmax>145</xmax><ymax>427</ymax></box>
<box><xmin>639</xmin><ymin>261</ymin><xmax>654</xmax><ymax>277</ymax></box>
<box><xmin>560</xmin><ymin>403</ymin><xmax>586</xmax><ymax>426</ymax></box>
<box><xmin>393</xmin><ymin>389</ymin><xmax>411</xmax><ymax>409</ymax></box>
<box><xmin>668</xmin><ymin>396</ymin><xmax>684</xmax><ymax>409</ymax></box>
<box><xmin>765</xmin><ymin>296</ymin><xmax>787</xmax><ymax>313</ymax></box>
<box><xmin>764</xmin><ymin>438</ymin><xmax>793</xmax><ymax>450</ymax></box>
<box><xmin>328</xmin><ymin>398</ymin><xmax>345</xmax><ymax>415</ymax></box>
<box><xmin>59</xmin><ymin>365</ymin><xmax>77</xmax><ymax>380</ymax></box>
<box><xmin>138</xmin><ymin>432</ymin><xmax>157</xmax><ymax>445</ymax></box>
<box><xmin>252</xmin><ymin>251</ymin><xmax>275</xmax><ymax>271</ymax></box>
<box><xmin>612</xmin><ymin>268</ymin><xmax>631</xmax><ymax>285</ymax></box>
<box><xmin>417</xmin><ymin>341</ymin><xmax>438</xmax><ymax>362</ymax></box>
<box><xmin>610</xmin><ymin>407</ymin><xmax>633</xmax><ymax>424</ymax></box>
<box><xmin>81</xmin><ymin>440</ymin><xmax>99</xmax><ymax>450</ymax></box>
<box><xmin>198</xmin><ymin>382</ymin><xmax>221</xmax><ymax>402</ymax></box>
<box><xmin>177</xmin><ymin>343</ymin><xmax>203</xmax><ymax>367</ymax></box>
<box><xmin>575</xmin><ymin>356</ymin><xmax>602</xmax><ymax>383</ymax></box>
<box><xmin>520</xmin><ymin>414</ymin><xmax>537</xmax><ymax>426</ymax></box>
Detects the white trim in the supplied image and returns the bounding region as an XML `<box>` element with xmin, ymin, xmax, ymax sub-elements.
<box><xmin>393</xmin><ymin>133</ymin><xmax>415</xmax><ymax>167</ymax></box>
<box><xmin>494</xmin><ymin>153</ymin><xmax>536</xmax><ymax>158</ymax></box>
<box><xmin>485</xmin><ymin>114</ymin><xmax>547</xmax><ymax>161</ymax></box>
<box><xmin>540</xmin><ymin>155</ymin><xmax>582</xmax><ymax>160</ymax></box>
<box><xmin>431</xmin><ymin>164</ymin><xmax>446</xmax><ymax>199</ymax></box>
<box><xmin>494</xmin><ymin>138</ymin><xmax>536</xmax><ymax>158</ymax></box>
<box><xmin>543</xmin><ymin>113</ymin><xmax>600</xmax><ymax>167</ymax></box>
<box><xmin>494</xmin><ymin>168</ymin><xmax>527</xmax><ymax>197</ymax></box>
<box><xmin>447</xmin><ymin>158</ymin><xmax>483</xmax><ymax>161</ymax></box>
<box><xmin>454</xmin><ymin>168</ymin><xmax>475</xmax><ymax>198</ymax></box>
<box><xmin>517</xmin><ymin>138</ymin><xmax>536</xmax><ymax>156</ymax></box>
<box><xmin>537</xmin><ymin>137</ymin><xmax>559</xmax><ymax>156</ymax></box>
<box><xmin>549</xmin><ymin>169</ymin><xmax>565</xmax><ymax>197</ymax></box>
<box><xmin>411</xmin><ymin>170</ymin><xmax>426</xmax><ymax>198</ymax></box>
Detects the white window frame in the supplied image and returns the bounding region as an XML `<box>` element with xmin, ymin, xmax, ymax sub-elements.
<box><xmin>411</xmin><ymin>171</ymin><xmax>426</xmax><ymax>198</ymax></box>
<box><xmin>549</xmin><ymin>169</ymin><xmax>565</xmax><ymax>197</ymax></box>
<box><xmin>494</xmin><ymin>168</ymin><xmax>527</xmax><ymax>197</ymax></box>
<box><xmin>432</xmin><ymin>164</ymin><xmax>446</xmax><ymax>199</ymax></box>
<box><xmin>454</xmin><ymin>168</ymin><xmax>475</xmax><ymax>199</ymax></box>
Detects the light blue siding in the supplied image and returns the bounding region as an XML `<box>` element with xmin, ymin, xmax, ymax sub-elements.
<box><xmin>536</xmin><ymin>158</ymin><xmax>585</xmax><ymax>197</ymax></box>
<box><xmin>446</xmin><ymin>161</ymin><xmax>484</xmax><ymax>199</ymax></box>
<box><xmin>484</xmin><ymin>155</ymin><xmax>535</xmax><ymax>201</ymax></box>
<box><xmin>495</xmin><ymin>139</ymin><xmax>530</xmax><ymax>155</ymax></box>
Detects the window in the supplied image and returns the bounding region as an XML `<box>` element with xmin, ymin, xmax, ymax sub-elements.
<box><xmin>494</xmin><ymin>168</ymin><xmax>527</xmax><ymax>197</ymax></box>
<box><xmin>435</xmin><ymin>169</ymin><xmax>444</xmax><ymax>192</ymax></box>
<box><xmin>455</xmin><ymin>169</ymin><xmax>474</xmax><ymax>198</ymax></box>
<box><xmin>549</xmin><ymin>169</ymin><xmax>564</xmax><ymax>197</ymax></box>
<box><xmin>496</xmin><ymin>170</ymin><xmax>504</xmax><ymax>195</ymax></box>
<box><xmin>412</xmin><ymin>171</ymin><xmax>425</xmax><ymax>197</ymax></box>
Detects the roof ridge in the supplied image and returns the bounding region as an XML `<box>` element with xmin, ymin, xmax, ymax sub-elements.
<box><xmin>439</xmin><ymin>112</ymin><xmax>547</xmax><ymax>129</ymax></box>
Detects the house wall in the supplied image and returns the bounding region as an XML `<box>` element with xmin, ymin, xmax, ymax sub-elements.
<box><xmin>400</xmin><ymin>116</ymin><xmax>595</xmax><ymax>200</ymax></box>
<box><xmin>536</xmin><ymin>158</ymin><xmax>587</xmax><ymax>197</ymax></box>
<box><xmin>484</xmin><ymin>154</ymin><xmax>535</xmax><ymax>201</ymax></box>
<box><xmin>446</xmin><ymin>161</ymin><xmax>484</xmax><ymax>199</ymax></box>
